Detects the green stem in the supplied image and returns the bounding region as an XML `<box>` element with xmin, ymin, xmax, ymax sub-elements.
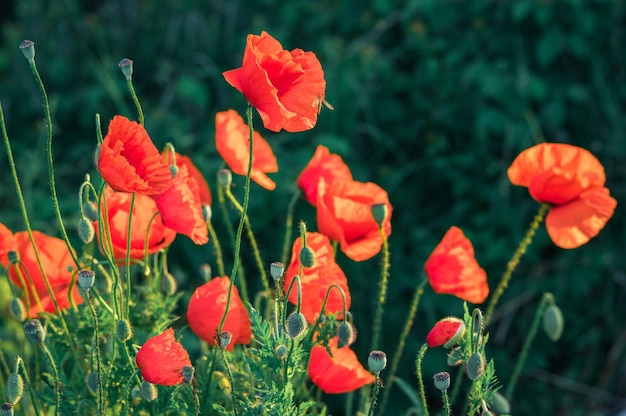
<box><xmin>220</xmin><ymin>348</ymin><xmax>239</xmax><ymax>416</ymax></box>
<box><xmin>17</xmin><ymin>357</ymin><xmax>42</xmax><ymax>416</ymax></box>
<box><xmin>207</xmin><ymin>220</ymin><xmax>226</xmax><ymax>278</ymax></box>
<box><xmin>415</xmin><ymin>343</ymin><xmax>429</xmax><ymax>416</ymax></box>
<box><xmin>86</xmin><ymin>291</ymin><xmax>105</xmax><ymax>415</ymax></box>
<box><xmin>441</xmin><ymin>389</ymin><xmax>451</xmax><ymax>416</ymax></box>
<box><xmin>123</xmin><ymin>369</ymin><xmax>140</xmax><ymax>416</ymax></box>
<box><xmin>379</xmin><ymin>279</ymin><xmax>428</xmax><ymax>415</ymax></box>
<box><xmin>125</xmin><ymin>193</ymin><xmax>136</xmax><ymax>319</ymax></box>
<box><xmin>484</xmin><ymin>203</ymin><xmax>549</xmax><ymax>325</ymax></box>
<box><xmin>281</xmin><ymin>190</ymin><xmax>301</xmax><ymax>266</ymax></box>
<box><xmin>505</xmin><ymin>292</ymin><xmax>554</xmax><ymax>400</ymax></box>
<box><xmin>448</xmin><ymin>365</ymin><xmax>465</xmax><ymax>406</ymax></box>
<box><xmin>371</xmin><ymin>224</ymin><xmax>391</xmax><ymax>350</ymax></box>
<box><xmin>367</xmin><ymin>375</ymin><xmax>381</xmax><ymax>416</ymax></box>
<box><xmin>41</xmin><ymin>344</ymin><xmax>61</xmax><ymax>416</ymax></box>
<box><xmin>126</xmin><ymin>79</ymin><xmax>144</xmax><ymax>126</ymax></box>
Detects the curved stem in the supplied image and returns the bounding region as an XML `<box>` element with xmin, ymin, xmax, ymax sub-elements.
<box><xmin>415</xmin><ymin>343</ymin><xmax>429</xmax><ymax>416</ymax></box>
<box><xmin>16</xmin><ymin>357</ymin><xmax>42</xmax><ymax>416</ymax></box>
<box><xmin>126</xmin><ymin>79</ymin><xmax>144</xmax><ymax>126</ymax></box>
<box><xmin>123</xmin><ymin>369</ymin><xmax>140</xmax><ymax>416</ymax></box>
<box><xmin>484</xmin><ymin>203</ymin><xmax>549</xmax><ymax>325</ymax></box>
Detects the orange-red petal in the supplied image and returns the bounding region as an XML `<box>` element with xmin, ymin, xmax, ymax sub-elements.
<box><xmin>164</xmin><ymin>152</ymin><xmax>212</xmax><ymax>206</ymax></box>
<box><xmin>215</xmin><ymin>110</ymin><xmax>278</xmax><ymax>190</ymax></box>
<box><xmin>297</xmin><ymin>145</ymin><xmax>353</xmax><ymax>206</ymax></box>
<box><xmin>426</xmin><ymin>317</ymin><xmax>465</xmax><ymax>348</ymax></box>
<box><xmin>545</xmin><ymin>186</ymin><xmax>617</xmax><ymax>249</ymax></box>
<box><xmin>135</xmin><ymin>328</ymin><xmax>191</xmax><ymax>386</ymax></box>
<box><xmin>97</xmin><ymin>116</ymin><xmax>172</xmax><ymax>195</ymax></box>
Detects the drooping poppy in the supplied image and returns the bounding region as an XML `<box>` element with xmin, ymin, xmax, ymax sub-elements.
<box><xmin>425</xmin><ymin>317</ymin><xmax>466</xmax><ymax>348</ymax></box>
<box><xmin>316</xmin><ymin>179</ymin><xmax>392</xmax><ymax>262</ymax></box>
<box><xmin>308</xmin><ymin>337</ymin><xmax>375</xmax><ymax>394</ymax></box>
<box><xmin>135</xmin><ymin>328</ymin><xmax>191</xmax><ymax>386</ymax></box>
<box><xmin>97</xmin><ymin>115</ymin><xmax>172</xmax><ymax>195</ymax></box>
<box><xmin>96</xmin><ymin>186</ymin><xmax>176</xmax><ymax>261</ymax></box>
<box><xmin>0</xmin><ymin>225</ymin><xmax>81</xmax><ymax>317</ymax></box>
<box><xmin>187</xmin><ymin>276</ymin><xmax>251</xmax><ymax>351</ymax></box>
<box><xmin>215</xmin><ymin>110</ymin><xmax>278</xmax><ymax>190</ymax></box>
<box><xmin>152</xmin><ymin>164</ymin><xmax>208</xmax><ymax>245</ymax></box>
<box><xmin>284</xmin><ymin>232</ymin><xmax>351</xmax><ymax>323</ymax></box>
<box><xmin>163</xmin><ymin>151</ymin><xmax>212</xmax><ymax>206</ymax></box>
<box><xmin>223</xmin><ymin>31</ymin><xmax>326</xmax><ymax>132</ymax></box>
<box><xmin>424</xmin><ymin>226</ymin><xmax>489</xmax><ymax>304</ymax></box>
<box><xmin>297</xmin><ymin>145</ymin><xmax>353</xmax><ymax>206</ymax></box>
<box><xmin>507</xmin><ymin>143</ymin><xmax>617</xmax><ymax>249</ymax></box>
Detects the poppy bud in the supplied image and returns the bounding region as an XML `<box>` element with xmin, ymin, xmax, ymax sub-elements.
<box><xmin>9</xmin><ymin>299</ymin><xmax>26</xmax><ymax>322</ymax></box>
<box><xmin>140</xmin><ymin>380</ymin><xmax>158</xmax><ymax>402</ymax></box>
<box><xmin>0</xmin><ymin>403</ymin><xmax>14</xmax><ymax>416</ymax></box>
<box><xmin>269</xmin><ymin>262</ymin><xmax>284</xmax><ymax>281</ymax></box>
<box><xmin>118</xmin><ymin>58</ymin><xmax>134</xmax><ymax>81</ymax></box>
<box><xmin>169</xmin><ymin>163</ymin><xmax>179</xmax><ymax>177</ymax></box>
<box><xmin>19</xmin><ymin>40</ymin><xmax>35</xmax><ymax>61</ymax></box>
<box><xmin>85</xmin><ymin>372</ymin><xmax>99</xmax><ymax>395</ymax></box>
<box><xmin>446</xmin><ymin>347</ymin><xmax>464</xmax><ymax>367</ymax></box>
<box><xmin>217</xmin><ymin>169</ymin><xmax>232</xmax><ymax>188</ymax></box>
<box><xmin>218</xmin><ymin>331</ymin><xmax>233</xmax><ymax>349</ymax></box>
<box><xmin>6</xmin><ymin>373</ymin><xmax>23</xmax><ymax>404</ymax></box>
<box><xmin>24</xmin><ymin>319</ymin><xmax>45</xmax><ymax>345</ymax></box>
<box><xmin>274</xmin><ymin>344</ymin><xmax>288</xmax><ymax>360</ymax></box>
<box><xmin>433</xmin><ymin>371</ymin><xmax>451</xmax><ymax>391</ymax></box>
<box><xmin>93</xmin><ymin>144</ymin><xmax>101</xmax><ymax>168</ymax></box>
<box><xmin>116</xmin><ymin>319</ymin><xmax>133</xmax><ymax>342</ymax></box>
<box><xmin>83</xmin><ymin>200</ymin><xmax>99</xmax><ymax>222</ymax></box>
<box><xmin>337</xmin><ymin>321</ymin><xmax>356</xmax><ymax>348</ymax></box>
<box><xmin>78</xmin><ymin>269</ymin><xmax>96</xmax><ymax>290</ymax></box>
<box><xmin>182</xmin><ymin>365</ymin><xmax>195</xmax><ymax>383</ymax></box>
<box><xmin>490</xmin><ymin>392</ymin><xmax>510</xmax><ymax>414</ymax></box>
<box><xmin>543</xmin><ymin>304</ymin><xmax>564</xmax><ymax>342</ymax></box>
<box><xmin>371</xmin><ymin>203</ymin><xmax>388</xmax><ymax>226</ymax></box>
<box><xmin>368</xmin><ymin>350</ymin><xmax>387</xmax><ymax>374</ymax></box>
<box><xmin>199</xmin><ymin>263</ymin><xmax>212</xmax><ymax>282</ymax></box>
<box><xmin>466</xmin><ymin>353</ymin><xmax>485</xmax><ymax>380</ymax></box>
<box><xmin>286</xmin><ymin>312</ymin><xmax>308</xmax><ymax>340</ymax></box>
<box><xmin>426</xmin><ymin>317</ymin><xmax>465</xmax><ymax>348</ymax></box>
<box><xmin>299</xmin><ymin>246</ymin><xmax>316</xmax><ymax>268</ymax></box>
<box><xmin>78</xmin><ymin>216</ymin><xmax>95</xmax><ymax>244</ymax></box>
<box><xmin>202</xmin><ymin>204</ymin><xmax>212</xmax><ymax>222</ymax></box>
<box><xmin>160</xmin><ymin>272</ymin><xmax>177</xmax><ymax>296</ymax></box>
<box><xmin>7</xmin><ymin>251</ymin><xmax>19</xmax><ymax>264</ymax></box>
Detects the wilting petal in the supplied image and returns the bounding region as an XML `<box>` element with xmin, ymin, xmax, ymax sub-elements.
<box><xmin>136</xmin><ymin>328</ymin><xmax>191</xmax><ymax>386</ymax></box>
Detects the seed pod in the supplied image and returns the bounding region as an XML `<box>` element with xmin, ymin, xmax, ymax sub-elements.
<box><xmin>24</xmin><ymin>319</ymin><xmax>45</xmax><ymax>345</ymax></box>
<box><xmin>0</xmin><ymin>403</ymin><xmax>14</xmax><ymax>416</ymax></box>
<box><xmin>433</xmin><ymin>372</ymin><xmax>451</xmax><ymax>391</ymax></box>
<box><xmin>218</xmin><ymin>331</ymin><xmax>233</xmax><ymax>349</ymax></box>
<box><xmin>269</xmin><ymin>262</ymin><xmax>285</xmax><ymax>281</ymax></box>
<box><xmin>368</xmin><ymin>350</ymin><xmax>387</xmax><ymax>374</ymax></box>
<box><xmin>78</xmin><ymin>270</ymin><xmax>96</xmax><ymax>290</ymax></box>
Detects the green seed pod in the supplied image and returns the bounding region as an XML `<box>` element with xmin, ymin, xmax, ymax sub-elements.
<box><xmin>543</xmin><ymin>304</ymin><xmax>564</xmax><ymax>342</ymax></box>
<box><xmin>19</xmin><ymin>40</ymin><xmax>35</xmax><ymax>61</ymax></box>
<box><xmin>9</xmin><ymin>298</ymin><xmax>26</xmax><ymax>322</ymax></box>
<box><xmin>217</xmin><ymin>169</ymin><xmax>232</xmax><ymax>187</ymax></box>
<box><xmin>78</xmin><ymin>269</ymin><xmax>96</xmax><ymax>290</ymax></box>
<box><xmin>371</xmin><ymin>203</ymin><xmax>388</xmax><ymax>225</ymax></box>
<box><xmin>337</xmin><ymin>321</ymin><xmax>356</xmax><ymax>348</ymax></box>
<box><xmin>0</xmin><ymin>403</ymin><xmax>14</xmax><ymax>416</ymax></box>
<box><xmin>85</xmin><ymin>372</ymin><xmax>99</xmax><ymax>395</ymax></box>
<box><xmin>433</xmin><ymin>371</ymin><xmax>451</xmax><ymax>392</ymax></box>
<box><xmin>274</xmin><ymin>344</ymin><xmax>288</xmax><ymax>360</ymax></box>
<box><xmin>116</xmin><ymin>319</ymin><xmax>133</xmax><ymax>342</ymax></box>
<box><xmin>367</xmin><ymin>350</ymin><xmax>387</xmax><ymax>374</ymax></box>
<box><xmin>160</xmin><ymin>272</ymin><xmax>177</xmax><ymax>296</ymax></box>
<box><xmin>269</xmin><ymin>262</ymin><xmax>285</xmax><ymax>281</ymax></box>
<box><xmin>218</xmin><ymin>331</ymin><xmax>233</xmax><ymax>349</ymax></box>
<box><xmin>78</xmin><ymin>217</ymin><xmax>95</xmax><ymax>244</ymax></box>
<box><xmin>182</xmin><ymin>365</ymin><xmax>194</xmax><ymax>383</ymax></box>
<box><xmin>24</xmin><ymin>319</ymin><xmax>45</xmax><ymax>345</ymax></box>
<box><xmin>466</xmin><ymin>353</ymin><xmax>485</xmax><ymax>380</ymax></box>
<box><xmin>285</xmin><ymin>312</ymin><xmax>308</xmax><ymax>340</ymax></box>
<box><xmin>118</xmin><ymin>58</ymin><xmax>134</xmax><ymax>81</ymax></box>
<box><xmin>6</xmin><ymin>373</ymin><xmax>23</xmax><ymax>404</ymax></box>
<box><xmin>299</xmin><ymin>246</ymin><xmax>316</xmax><ymax>268</ymax></box>
<box><xmin>140</xmin><ymin>381</ymin><xmax>158</xmax><ymax>402</ymax></box>
<box><xmin>490</xmin><ymin>392</ymin><xmax>510</xmax><ymax>414</ymax></box>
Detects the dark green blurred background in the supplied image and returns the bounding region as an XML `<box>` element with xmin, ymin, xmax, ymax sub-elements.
<box><xmin>1</xmin><ymin>1</ymin><xmax>624</xmax><ymax>415</ymax></box>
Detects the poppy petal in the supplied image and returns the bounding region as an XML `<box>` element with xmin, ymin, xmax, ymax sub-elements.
<box><xmin>135</xmin><ymin>328</ymin><xmax>191</xmax><ymax>386</ymax></box>
<box><xmin>297</xmin><ymin>145</ymin><xmax>353</xmax><ymax>206</ymax></box>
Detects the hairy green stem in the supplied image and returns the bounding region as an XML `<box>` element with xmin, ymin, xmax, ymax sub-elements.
<box><xmin>367</xmin><ymin>375</ymin><xmax>381</xmax><ymax>416</ymax></box>
<box><xmin>17</xmin><ymin>357</ymin><xmax>42</xmax><ymax>416</ymax></box>
<box><xmin>126</xmin><ymin>79</ymin><xmax>144</xmax><ymax>126</ymax></box>
<box><xmin>371</xmin><ymin>224</ymin><xmax>391</xmax><ymax>350</ymax></box>
<box><xmin>41</xmin><ymin>344</ymin><xmax>61</xmax><ymax>416</ymax></box>
<box><xmin>220</xmin><ymin>348</ymin><xmax>239</xmax><ymax>416</ymax></box>
<box><xmin>207</xmin><ymin>220</ymin><xmax>226</xmax><ymax>278</ymax></box>
<box><xmin>441</xmin><ymin>389</ymin><xmax>451</xmax><ymax>416</ymax></box>
<box><xmin>415</xmin><ymin>343</ymin><xmax>429</xmax><ymax>416</ymax></box>
<box><xmin>86</xmin><ymin>291</ymin><xmax>105</xmax><ymax>415</ymax></box>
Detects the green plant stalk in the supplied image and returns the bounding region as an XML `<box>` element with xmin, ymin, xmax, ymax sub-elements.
<box><xmin>0</xmin><ymin>102</ymin><xmax>76</xmax><ymax>350</ymax></box>
<box><xmin>218</xmin><ymin>103</ymin><xmax>254</xmax><ymax>334</ymax></box>
<box><xmin>12</xmin><ymin>263</ymin><xmax>38</xmax><ymax>315</ymax></box>
<box><xmin>190</xmin><ymin>378</ymin><xmax>201</xmax><ymax>416</ymax></box>
<box><xmin>371</xmin><ymin>225</ymin><xmax>391</xmax><ymax>350</ymax></box>
<box><xmin>86</xmin><ymin>291</ymin><xmax>105</xmax><ymax>415</ymax></box>
<box><xmin>505</xmin><ymin>292</ymin><xmax>554</xmax><ymax>400</ymax></box>
<box><xmin>208</xmin><ymin>220</ymin><xmax>226</xmax><ymax>277</ymax></box>
<box><xmin>123</xmin><ymin>369</ymin><xmax>140</xmax><ymax>416</ymax></box>
<box><xmin>379</xmin><ymin>279</ymin><xmax>428</xmax><ymax>414</ymax></box>
<box><xmin>126</xmin><ymin>79</ymin><xmax>145</xmax><ymax>126</ymax></box>
<box><xmin>224</xmin><ymin>188</ymin><xmax>269</xmax><ymax>295</ymax></box>
<box><xmin>484</xmin><ymin>203</ymin><xmax>549</xmax><ymax>325</ymax></box>
<box><xmin>220</xmin><ymin>348</ymin><xmax>239</xmax><ymax>416</ymax></box>
<box><xmin>441</xmin><ymin>389</ymin><xmax>451</xmax><ymax>416</ymax></box>
<box><xmin>202</xmin><ymin>347</ymin><xmax>220</xmax><ymax>411</ymax></box>
<box><xmin>17</xmin><ymin>357</ymin><xmax>42</xmax><ymax>416</ymax></box>
<box><xmin>281</xmin><ymin>190</ymin><xmax>301</xmax><ymax>265</ymax></box>
<box><xmin>41</xmin><ymin>343</ymin><xmax>61</xmax><ymax>416</ymax></box>
<box><xmin>125</xmin><ymin>193</ymin><xmax>136</xmax><ymax>319</ymax></box>
<box><xmin>415</xmin><ymin>343</ymin><xmax>429</xmax><ymax>416</ymax></box>
<box><xmin>367</xmin><ymin>375</ymin><xmax>381</xmax><ymax>416</ymax></box>
<box><xmin>448</xmin><ymin>365</ymin><xmax>465</xmax><ymax>406</ymax></box>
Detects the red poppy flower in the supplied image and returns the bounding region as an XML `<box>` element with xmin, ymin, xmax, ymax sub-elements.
<box><xmin>215</xmin><ymin>110</ymin><xmax>278</xmax><ymax>190</ymax></box>
<box><xmin>507</xmin><ymin>143</ymin><xmax>617</xmax><ymax>249</ymax></box>
<box><xmin>308</xmin><ymin>337</ymin><xmax>375</xmax><ymax>394</ymax></box>
<box><xmin>152</xmin><ymin>164</ymin><xmax>208</xmax><ymax>245</ymax></box>
<box><xmin>424</xmin><ymin>226</ymin><xmax>488</xmax><ymax>304</ymax></box>
<box><xmin>316</xmin><ymin>179</ymin><xmax>392</xmax><ymax>262</ymax></box>
<box><xmin>284</xmin><ymin>232</ymin><xmax>351</xmax><ymax>323</ymax></box>
<box><xmin>297</xmin><ymin>145</ymin><xmax>353</xmax><ymax>206</ymax></box>
<box><xmin>97</xmin><ymin>115</ymin><xmax>172</xmax><ymax>195</ymax></box>
<box><xmin>0</xmin><ymin>225</ymin><xmax>82</xmax><ymax>317</ymax></box>
<box><xmin>164</xmin><ymin>152</ymin><xmax>212</xmax><ymax>206</ymax></box>
<box><xmin>187</xmin><ymin>276</ymin><xmax>251</xmax><ymax>351</ymax></box>
<box><xmin>135</xmin><ymin>328</ymin><xmax>191</xmax><ymax>386</ymax></box>
<box><xmin>223</xmin><ymin>31</ymin><xmax>326</xmax><ymax>132</ymax></box>
<box><xmin>96</xmin><ymin>186</ymin><xmax>176</xmax><ymax>260</ymax></box>
<box><xmin>425</xmin><ymin>317</ymin><xmax>465</xmax><ymax>348</ymax></box>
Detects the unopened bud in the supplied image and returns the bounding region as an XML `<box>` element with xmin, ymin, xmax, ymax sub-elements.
<box><xmin>169</xmin><ymin>163</ymin><xmax>179</xmax><ymax>177</ymax></box>
<box><xmin>24</xmin><ymin>319</ymin><xmax>45</xmax><ymax>344</ymax></box>
<box><xmin>466</xmin><ymin>353</ymin><xmax>485</xmax><ymax>380</ymax></box>
<box><xmin>269</xmin><ymin>262</ymin><xmax>284</xmax><ymax>281</ymax></box>
<box><xmin>337</xmin><ymin>321</ymin><xmax>356</xmax><ymax>348</ymax></box>
<box><xmin>118</xmin><ymin>58</ymin><xmax>134</xmax><ymax>81</ymax></box>
<box><xmin>85</xmin><ymin>372</ymin><xmax>99</xmax><ymax>395</ymax></box>
<box><xmin>0</xmin><ymin>403</ymin><xmax>14</xmax><ymax>416</ymax></box>
<box><xmin>218</xmin><ymin>331</ymin><xmax>233</xmax><ymax>349</ymax></box>
<box><xmin>116</xmin><ymin>319</ymin><xmax>133</xmax><ymax>342</ymax></box>
<box><xmin>182</xmin><ymin>365</ymin><xmax>195</xmax><ymax>383</ymax></box>
<box><xmin>140</xmin><ymin>380</ymin><xmax>158</xmax><ymax>402</ymax></box>
<box><xmin>299</xmin><ymin>246</ymin><xmax>315</xmax><ymax>268</ymax></box>
<box><xmin>368</xmin><ymin>350</ymin><xmax>387</xmax><ymax>374</ymax></box>
<box><xmin>199</xmin><ymin>263</ymin><xmax>212</xmax><ymax>282</ymax></box>
<box><xmin>160</xmin><ymin>272</ymin><xmax>177</xmax><ymax>295</ymax></box>
<box><xmin>6</xmin><ymin>373</ymin><xmax>23</xmax><ymax>404</ymax></box>
<box><xmin>371</xmin><ymin>203</ymin><xmax>388</xmax><ymax>225</ymax></box>
<box><xmin>83</xmin><ymin>201</ymin><xmax>99</xmax><ymax>222</ymax></box>
<box><xmin>543</xmin><ymin>304</ymin><xmax>564</xmax><ymax>342</ymax></box>
<box><xmin>19</xmin><ymin>40</ymin><xmax>35</xmax><ymax>62</ymax></box>
<box><xmin>274</xmin><ymin>344</ymin><xmax>288</xmax><ymax>360</ymax></box>
<box><xmin>78</xmin><ymin>217</ymin><xmax>95</xmax><ymax>244</ymax></box>
<box><xmin>78</xmin><ymin>269</ymin><xmax>96</xmax><ymax>290</ymax></box>
<box><xmin>285</xmin><ymin>312</ymin><xmax>308</xmax><ymax>340</ymax></box>
<box><xmin>490</xmin><ymin>392</ymin><xmax>510</xmax><ymax>414</ymax></box>
<box><xmin>217</xmin><ymin>169</ymin><xmax>232</xmax><ymax>187</ymax></box>
<box><xmin>433</xmin><ymin>371</ymin><xmax>451</xmax><ymax>391</ymax></box>
<box><xmin>202</xmin><ymin>205</ymin><xmax>212</xmax><ymax>222</ymax></box>
<box><xmin>9</xmin><ymin>299</ymin><xmax>26</xmax><ymax>322</ymax></box>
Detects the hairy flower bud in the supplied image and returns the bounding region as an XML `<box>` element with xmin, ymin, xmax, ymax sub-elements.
<box><xmin>274</xmin><ymin>344</ymin><xmax>288</xmax><ymax>360</ymax></box>
<box><xmin>24</xmin><ymin>319</ymin><xmax>45</xmax><ymax>345</ymax></box>
<box><xmin>217</xmin><ymin>169</ymin><xmax>232</xmax><ymax>187</ymax></box>
<box><xmin>78</xmin><ymin>216</ymin><xmax>95</xmax><ymax>244</ymax></box>
<box><xmin>466</xmin><ymin>353</ymin><xmax>485</xmax><ymax>380</ymax></box>
<box><xmin>490</xmin><ymin>392</ymin><xmax>510</xmax><ymax>414</ymax></box>
<box><xmin>9</xmin><ymin>299</ymin><xmax>26</xmax><ymax>322</ymax></box>
<box><xmin>337</xmin><ymin>321</ymin><xmax>357</xmax><ymax>348</ymax></box>
<box><xmin>140</xmin><ymin>380</ymin><xmax>158</xmax><ymax>402</ymax></box>
<box><xmin>6</xmin><ymin>373</ymin><xmax>23</xmax><ymax>404</ymax></box>
<box><xmin>543</xmin><ymin>304</ymin><xmax>564</xmax><ymax>342</ymax></box>
<box><xmin>85</xmin><ymin>372</ymin><xmax>99</xmax><ymax>395</ymax></box>
<box><xmin>83</xmin><ymin>201</ymin><xmax>99</xmax><ymax>222</ymax></box>
<box><xmin>299</xmin><ymin>246</ymin><xmax>316</xmax><ymax>268</ymax></box>
<box><xmin>286</xmin><ymin>312</ymin><xmax>308</xmax><ymax>340</ymax></box>
<box><xmin>116</xmin><ymin>319</ymin><xmax>133</xmax><ymax>342</ymax></box>
<box><xmin>182</xmin><ymin>365</ymin><xmax>195</xmax><ymax>383</ymax></box>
